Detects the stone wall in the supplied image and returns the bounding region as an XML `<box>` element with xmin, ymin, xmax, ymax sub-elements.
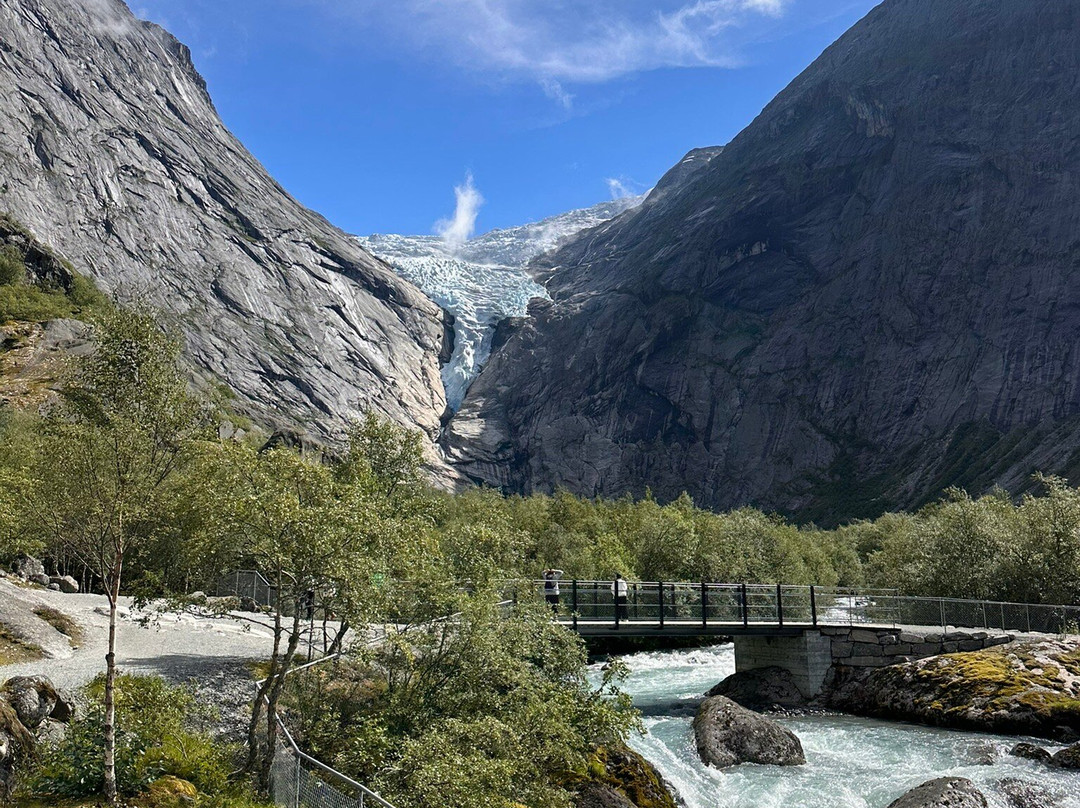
<box><xmin>733</xmin><ymin>627</ymin><xmax>1015</xmax><ymax>699</ymax></box>
<box><xmin>823</xmin><ymin>627</ymin><xmax>1013</xmax><ymax>669</ymax></box>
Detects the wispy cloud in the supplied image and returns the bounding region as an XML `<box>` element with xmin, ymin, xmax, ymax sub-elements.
<box><xmin>435</xmin><ymin>173</ymin><xmax>485</xmax><ymax>248</ymax></box>
<box><xmin>606</xmin><ymin>178</ymin><xmax>642</xmax><ymax>200</ymax></box>
<box><xmin>326</xmin><ymin>0</ymin><xmax>790</xmax><ymax>92</ymax></box>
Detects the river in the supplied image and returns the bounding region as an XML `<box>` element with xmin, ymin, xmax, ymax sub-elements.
<box><xmin>589</xmin><ymin>644</ymin><xmax>1080</xmax><ymax>808</ymax></box>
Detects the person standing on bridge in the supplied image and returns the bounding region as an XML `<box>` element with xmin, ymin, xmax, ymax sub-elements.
<box><xmin>543</xmin><ymin>568</ymin><xmax>563</xmax><ymax>614</ymax></box>
<box><xmin>611</xmin><ymin>574</ymin><xmax>629</xmax><ymax>621</ymax></box>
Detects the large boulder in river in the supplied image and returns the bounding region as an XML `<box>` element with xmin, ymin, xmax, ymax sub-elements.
<box><xmin>886</xmin><ymin>778</ymin><xmax>987</xmax><ymax>808</ymax></box>
<box><xmin>826</xmin><ymin>639</ymin><xmax>1080</xmax><ymax>739</ymax></box>
<box><xmin>1008</xmin><ymin>743</ymin><xmax>1051</xmax><ymax>764</ymax></box>
<box><xmin>692</xmin><ymin>696</ymin><xmax>805</xmax><ymax>769</ymax></box>
<box><xmin>706</xmin><ymin>667</ymin><xmax>807</xmax><ymax>711</ymax></box>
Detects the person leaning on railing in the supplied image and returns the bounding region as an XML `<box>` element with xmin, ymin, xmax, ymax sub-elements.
<box><xmin>543</xmin><ymin>568</ymin><xmax>563</xmax><ymax>614</ymax></box>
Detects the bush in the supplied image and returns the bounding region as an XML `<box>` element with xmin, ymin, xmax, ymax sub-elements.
<box><xmin>0</xmin><ymin>283</ymin><xmax>74</xmax><ymax>323</ymax></box>
<box><xmin>0</xmin><ymin>245</ymin><xmax>24</xmax><ymax>285</ymax></box>
<box><xmin>30</xmin><ymin>674</ymin><xmax>236</xmax><ymax>800</ymax></box>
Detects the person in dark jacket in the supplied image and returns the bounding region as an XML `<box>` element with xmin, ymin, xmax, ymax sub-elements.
<box><xmin>543</xmin><ymin>568</ymin><xmax>563</xmax><ymax>614</ymax></box>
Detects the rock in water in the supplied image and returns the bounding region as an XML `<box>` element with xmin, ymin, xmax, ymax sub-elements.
<box><xmin>886</xmin><ymin>778</ymin><xmax>987</xmax><ymax>808</ymax></box>
<box><xmin>0</xmin><ymin>0</ymin><xmax>450</xmax><ymax>443</ymax></box>
<box><xmin>1050</xmin><ymin>742</ymin><xmax>1080</xmax><ymax>770</ymax></box>
<box><xmin>445</xmin><ymin>0</ymin><xmax>1080</xmax><ymax>523</ymax></box>
<box><xmin>706</xmin><ymin>666</ymin><xmax>807</xmax><ymax>712</ymax></box>
<box><xmin>1008</xmin><ymin>743</ymin><xmax>1051</xmax><ymax>764</ymax></box>
<box><xmin>692</xmin><ymin>696</ymin><xmax>805</xmax><ymax>769</ymax></box>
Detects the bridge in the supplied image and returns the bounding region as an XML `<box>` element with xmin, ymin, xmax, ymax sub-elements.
<box><xmin>535</xmin><ymin>580</ymin><xmax>1080</xmax><ymax>698</ymax></box>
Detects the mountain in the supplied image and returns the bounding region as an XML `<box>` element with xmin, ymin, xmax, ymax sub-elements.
<box><xmin>0</xmin><ymin>0</ymin><xmax>450</xmax><ymax>440</ymax></box>
<box><xmin>444</xmin><ymin>0</ymin><xmax>1080</xmax><ymax>524</ymax></box>
<box><xmin>359</xmin><ymin>196</ymin><xmax>643</xmax><ymax>411</ymax></box>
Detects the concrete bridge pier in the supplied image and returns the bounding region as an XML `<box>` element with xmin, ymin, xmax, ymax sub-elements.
<box><xmin>733</xmin><ymin>631</ymin><xmax>834</xmax><ymax>699</ymax></box>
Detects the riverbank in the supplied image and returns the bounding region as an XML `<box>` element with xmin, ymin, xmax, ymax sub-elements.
<box><xmin>593</xmin><ymin>644</ymin><xmax>1080</xmax><ymax>808</ymax></box>
<box><xmin>826</xmin><ymin>637</ymin><xmax>1080</xmax><ymax>741</ymax></box>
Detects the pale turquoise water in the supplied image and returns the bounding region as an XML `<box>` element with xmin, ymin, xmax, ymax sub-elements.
<box><xmin>590</xmin><ymin>644</ymin><xmax>1080</xmax><ymax>808</ymax></box>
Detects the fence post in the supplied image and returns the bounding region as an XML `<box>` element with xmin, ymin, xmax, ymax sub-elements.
<box><xmin>741</xmin><ymin>584</ymin><xmax>749</xmax><ymax>627</ymax></box>
<box><xmin>1026</xmin><ymin>604</ymin><xmax>1031</xmax><ymax>634</ymax></box>
<box><xmin>811</xmin><ymin>586</ymin><xmax>818</xmax><ymax>627</ymax></box>
<box><xmin>294</xmin><ymin>752</ymin><xmax>301</xmax><ymax>808</ymax></box>
<box><xmin>939</xmin><ymin>598</ymin><xmax>946</xmax><ymax>630</ymax></box>
<box><xmin>776</xmin><ymin>584</ymin><xmax>784</xmax><ymax>627</ymax></box>
<box><xmin>701</xmin><ymin>582</ymin><xmax>708</xmax><ymax>627</ymax></box>
<box><xmin>658</xmin><ymin>581</ymin><xmax>665</xmax><ymax>629</ymax></box>
<box><xmin>572</xmin><ymin>580</ymin><xmax>578</xmax><ymax>631</ymax></box>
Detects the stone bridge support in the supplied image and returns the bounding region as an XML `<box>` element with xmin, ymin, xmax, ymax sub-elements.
<box><xmin>733</xmin><ymin>631</ymin><xmax>833</xmax><ymax>699</ymax></box>
<box><xmin>733</xmin><ymin>627</ymin><xmax>1014</xmax><ymax>699</ymax></box>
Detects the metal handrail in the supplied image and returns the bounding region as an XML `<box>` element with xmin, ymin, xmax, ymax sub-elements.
<box><xmin>521</xmin><ymin>579</ymin><xmax>1080</xmax><ymax>635</ymax></box>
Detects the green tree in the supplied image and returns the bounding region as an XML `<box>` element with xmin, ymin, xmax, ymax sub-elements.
<box><xmin>190</xmin><ymin>416</ymin><xmax>437</xmax><ymax>794</ymax></box>
<box><xmin>24</xmin><ymin>307</ymin><xmax>208</xmax><ymax>806</ymax></box>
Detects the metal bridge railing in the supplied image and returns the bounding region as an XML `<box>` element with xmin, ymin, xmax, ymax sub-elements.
<box><xmin>528</xmin><ymin>580</ymin><xmax>1080</xmax><ymax>635</ymax></box>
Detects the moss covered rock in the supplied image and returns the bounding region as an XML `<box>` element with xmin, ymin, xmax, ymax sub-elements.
<box><xmin>827</xmin><ymin>638</ymin><xmax>1080</xmax><ymax>739</ymax></box>
<box><xmin>139</xmin><ymin>775</ymin><xmax>199</xmax><ymax>807</ymax></box>
<box><xmin>571</xmin><ymin>745</ymin><xmax>677</xmax><ymax>808</ymax></box>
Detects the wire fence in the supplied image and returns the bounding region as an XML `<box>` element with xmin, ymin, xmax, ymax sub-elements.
<box><xmin>212</xmin><ymin>569</ymin><xmax>278</xmax><ymax>608</ymax></box>
<box><xmin>255</xmin><ymin>641</ymin><xmax>399</xmax><ymax>808</ymax></box>
<box><xmin>270</xmin><ymin>715</ymin><xmax>396</xmax><ymax>808</ymax></box>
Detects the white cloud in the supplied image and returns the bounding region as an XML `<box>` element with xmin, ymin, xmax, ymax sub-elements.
<box><xmin>539</xmin><ymin>77</ymin><xmax>574</xmax><ymax>110</ymax></box>
<box><xmin>326</xmin><ymin>0</ymin><xmax>790</xmax><ymax>88</ymax></box>
<box><xmin>606</xmin><ymin>178</ymin><xmax>639</xmax><ymax>200</ymax></box>
<box><xmin>435</xmin><ymin>173</ymin><xmax>485</xmax><ymax>249</ymax></box>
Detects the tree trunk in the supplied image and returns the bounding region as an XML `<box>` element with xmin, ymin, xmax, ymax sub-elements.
<box><xmin>257</xmin><ymin>605</ymin><xmax>303</xmax><ymax>793</ymax></box>
<box><xmin>328</xmin><ymin>618</ymin><xmax>350</xmax><ymax>657</ymax></box>
<box><xmin>102</xmin><ymin>559</ymin><xmax>122</xmax><ymax>807</ymax></box>
<box><xmin>243</xmin><ymin>594</ymin><xmax>283</xmax><ymax>777</ymax></box>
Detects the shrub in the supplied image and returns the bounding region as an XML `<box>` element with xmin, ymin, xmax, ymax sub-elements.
<box><xmin>0</xmin><ymin>245</ymin><xmax>24</xmax><ymax>285</ymax></box>
<box><xmin>30</xmin><ymin>674</ymin><xmax>235</xmax><ymax>800</ymax></box>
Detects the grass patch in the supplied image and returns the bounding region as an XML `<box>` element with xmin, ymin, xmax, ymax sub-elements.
<box><xmin>33</xmin><ymin>606</ymin><xmax>82</xmax><ymax>647</ymax></box>
<box><xmin>0</xmin><ymin>625</ymin><xmax>44</xmax><ymax>665</ymax></box>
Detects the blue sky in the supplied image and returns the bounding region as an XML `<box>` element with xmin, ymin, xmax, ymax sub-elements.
<box><xmin>133</xmin><ymin>0</ymin><xmax>880</xmax><ymax>236</ymax></box>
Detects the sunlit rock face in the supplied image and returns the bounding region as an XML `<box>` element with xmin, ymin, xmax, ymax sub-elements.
<box><xmin>0</xmin><ymin>0</ymin><xmax>450</xmax><ymax>441</ymax></box>
<box><xmin>445</xmin><ymin>0</ymin><xmax>1080</xmax><ymax>524</ymax></box>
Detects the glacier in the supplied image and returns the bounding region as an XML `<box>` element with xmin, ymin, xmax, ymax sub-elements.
<box><xmin>358</xmin><ymin>196</ymin><xmax>643</xmax><ymax>412</ymax></box>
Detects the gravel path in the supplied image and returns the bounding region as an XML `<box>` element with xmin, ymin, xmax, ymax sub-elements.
<box><xmin>0</xmin><ymin>576</ymin><xmax>278</xmax><ymax>691</ymax></box>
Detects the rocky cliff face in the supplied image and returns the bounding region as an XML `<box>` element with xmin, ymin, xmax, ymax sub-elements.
<box><xmin>0</xmin><ymin>0</ymin><xmax>450</xmax><ymax>439</ymax></box>
<box><xmin>445</xmin><ymin>0</ymin><xmax>1080</xmax><ymax>523</ymax></box>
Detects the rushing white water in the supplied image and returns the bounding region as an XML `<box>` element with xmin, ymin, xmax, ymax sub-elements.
<box><xmin>590</xmin><ymin>645</ymin><xmax>1080</xmax><ymax>808</ymax></box>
